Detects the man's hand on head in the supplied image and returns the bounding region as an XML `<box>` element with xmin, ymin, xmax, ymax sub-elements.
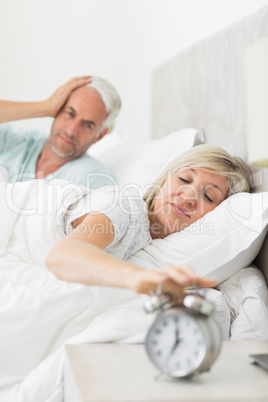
<box><xmin>44</xmin><ymin>76</ymin><xmax>91</xmax><ymax>117</ymax></box>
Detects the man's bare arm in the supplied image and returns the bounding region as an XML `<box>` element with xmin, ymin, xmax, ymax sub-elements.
<box><xmin>0</xmin><ymin>76</ymin><xmax>91</xmax><ymax>124</ymax></box>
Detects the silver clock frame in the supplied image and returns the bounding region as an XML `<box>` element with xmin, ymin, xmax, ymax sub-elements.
<box><xmin>145</xmin><ymin>293</ymin><xmax>222</xmax><ymax>378</ymax></box>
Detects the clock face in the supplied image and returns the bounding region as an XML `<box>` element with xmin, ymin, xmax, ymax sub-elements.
<box><xmin>146</xmin><ymin>311</ymin><xmax>207</xmax><ymax>376</ymax></box>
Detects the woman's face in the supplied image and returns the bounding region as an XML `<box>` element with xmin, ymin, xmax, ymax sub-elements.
<box><xmin>150</xmin><ymin>168</ymin><xmax>229</xmax><ymax>239</ymax></box>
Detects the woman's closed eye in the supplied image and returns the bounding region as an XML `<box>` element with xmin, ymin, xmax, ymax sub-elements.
<box><xmin>178</xmin><ymin>174</ymin><xmax>217</xmax><ymax>203</ymax></box>
<box><xmin>203</xmin><ymin>192</ymin><xmax>213</xmax><ymax>203</ymax></box>
<box><xmin>178</xmin><ymin>176</ymin><xmax>191</xmax><ymax>184</ymax></box>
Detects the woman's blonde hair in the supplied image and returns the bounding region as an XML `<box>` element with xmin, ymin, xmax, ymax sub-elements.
<box><xmin>143</xmin><ymin>144</ymin><xmax>251</xmax><ymax>213</ymax></box>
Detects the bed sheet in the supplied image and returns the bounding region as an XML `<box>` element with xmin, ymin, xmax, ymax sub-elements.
<box><xmin>0</xmin><ymin>263</ymin><xmax>144</xmax><ymax>401</ymax></box>
<box><xmin>218</xmin><ymin>265</ymin><xmax>268</xmax><ymax>340</ymax></box>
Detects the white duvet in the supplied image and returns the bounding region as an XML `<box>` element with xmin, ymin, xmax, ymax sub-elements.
<box><xmin>0</xmin><ymin>179</ymin><xmax>232</xmax><ymax>402</ymax></box>
<box><xmin>0</xmin><ymin>180</ymin><xmax>148</xmax><ymax>400</ymax></box>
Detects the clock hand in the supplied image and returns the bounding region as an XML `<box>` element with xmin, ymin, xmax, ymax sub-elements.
<box><xmin>168</xmin><ymin>328</ymin><xmax>183</xmax><ymax>358</ymax></box>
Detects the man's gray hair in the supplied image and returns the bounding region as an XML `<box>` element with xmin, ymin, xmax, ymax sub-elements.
<box><xmin>88</xmin><ymin>76</ymin><xmax>121</xmax><ymax>130</ymax></box>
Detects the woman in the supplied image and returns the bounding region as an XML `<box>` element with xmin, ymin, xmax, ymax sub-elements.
<box><xmin>46</xmin><ymin>144</ymin><xmax>251</xmax><ymax>296</ymax></box>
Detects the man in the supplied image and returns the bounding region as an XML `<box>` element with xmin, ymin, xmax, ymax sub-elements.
<box><xmin>0</xmin><ymin>76</ymin><xmax>121</xmax><ymax>188</ymax></box>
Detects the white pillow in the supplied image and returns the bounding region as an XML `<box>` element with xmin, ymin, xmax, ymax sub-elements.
<box><xmin>218</xmin><ymin>265</ymin><xmax>268</xmax><ymax>340</ymax></box>
<box><xmin>128</xmin><ymin>192</ymin><xmax>268</xmax><ymax>285</ymax></box>
<box><xmin>90</xmin><ymin>128</ymin><xmax>204</xmax><ymax>189</ymax></box>
<box><xmin>89</xmin><ymin>129</ymin><xmax>129</xmax><ymax>156</ymax></box>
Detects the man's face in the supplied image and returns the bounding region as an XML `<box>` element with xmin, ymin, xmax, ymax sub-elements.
<box><xmin>49</xmin><ymin>86</ymin><xmax>109</xmax><ymax>159</ymax></box>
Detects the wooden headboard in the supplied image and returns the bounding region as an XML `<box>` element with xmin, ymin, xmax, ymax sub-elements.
<box><xmin>151</xmin><ymin>6</ymin><xmax>268</xmax><ymax>282</ymax></box>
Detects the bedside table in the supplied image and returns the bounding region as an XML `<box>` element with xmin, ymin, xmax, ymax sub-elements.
<box><xmin>64</xmin><ymin>341</ymin><xmax>268</xmax><ymax>401</ymax></box>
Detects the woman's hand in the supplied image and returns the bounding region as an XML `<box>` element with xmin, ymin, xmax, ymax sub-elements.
<box><xmin>44</xmin><ymin>76</ymin><xmax>91</xmax><ymax>117</ymax></box>
<box><xmin>129</xmin><ymin>265</ymin><xmax>217</xmax><ymax>297</ymax></box>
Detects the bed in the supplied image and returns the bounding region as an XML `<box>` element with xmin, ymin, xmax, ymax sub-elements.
<box><xmin>1</xmin><ymin>5</ymin><xmax>268</xmax><ymax>402</ymax></box>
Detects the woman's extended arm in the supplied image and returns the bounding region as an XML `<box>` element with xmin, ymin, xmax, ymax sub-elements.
<box><xmin>0</xmin><ymin>76</ymin><xmax>91</xmax><ymax>124</ymax></box>
<box><xmin>46</xmin><ymin>212</ymin><xmax>216</xmax><ymax>296</ymax></box>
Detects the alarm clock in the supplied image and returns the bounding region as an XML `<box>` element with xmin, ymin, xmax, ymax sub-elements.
<box><xmin>144</xmin><ymin>288</ymin><xmax>222</xmax><ymax>378</ymax></box>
